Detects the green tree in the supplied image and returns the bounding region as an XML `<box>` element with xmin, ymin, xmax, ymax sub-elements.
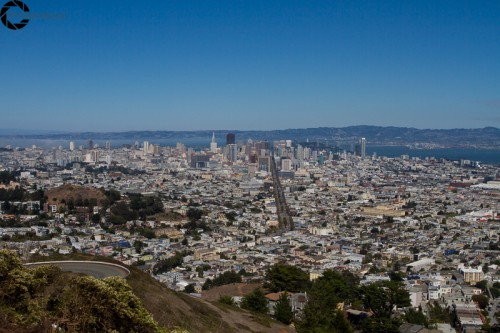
<box><xmin>361</xmin><ymin>281</ymin><xmax>410</xmax><ymax>319</ymax></box>
<box><xmin>297</xmin><ymin>270</ymin><xmax>356</xmax><ymax>333</ymax></box>
<box><xmin>472</xmin><ymin>294</ymin><xmax>489</xmax><ymax>309</ymax></box>
<box><xmin>183</xmin><ymin>284</ymin><xmax>195</xmax><ymax>293</ymax></box>
<box><xmin>241</xmin><ymin>288</ymin><xmax>268</xmax><ymax>314</ymax></box>
<box><xmin>274</xmin><ymin>293</ymin><xmax>293</xmax><ymax>325</ymax></box>
<box><xmin>265</xmin><ymin>263</ymin><xmax>310</xmax><ymax>292</ymax></box>
<box><xmin>405</xmin><ymin>307</ymin><xmax>429</xmax><ymax>327</ymax></box>
<box><xmin>133</xmin><ymin>240</ymin><xmax>144</xmax><ymax>254</ymax></box>
<box><xmin>361</xmin><ymin>316</ymin><xmax>402</xmax><ymax>333</ymax></box>
<box><xmin>475</xmin><ymin>280</ymin><xmax>488</xmax><ymax>292</ymax></box>
<box><xmin>210</xmin><ymin>271</ymin><xmax>241</xmax><ymax>288</ymax></box>
<box><xmin>187</xmin><ymin>208</ymin><xmax>203</xmax><ymax>221</ymax></box>
<box><xmin>202</xmin><ymin>278</ymin><xmax>212</xmax><ymax>290</ymax></box>
<box><xmin>91</xmin><ymin>213</ymin><xmax>101</xmax><ymax>223</ymax></box>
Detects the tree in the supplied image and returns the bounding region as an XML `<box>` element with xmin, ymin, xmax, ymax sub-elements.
<box><xmin>133</xmin><ymin>240</ymin><xmax>144</xmax><ymax>254</ymax></box>
<box><xmin>361</xmin><ymin>281</ymin><xmax>410</xmax><ymax>319</ymax></box>
<box><xmin>297</xmin><ymin>270</ymin><xmax>357</xmax><ymax>333</ymax></box>
<box><xmin>405</xmin><ymin>307</ymin><xmax>429</xmax><ymax>327</ymax></box>
<box><xmin>91</xmin><ymin>213</ymin><xmax>101</xmax><ymax>224</ymax></box>
<box><xmin>241</xmin><ymin>288</ymin><xmax>268</xmax><ymax>314</ymax></box>
<box><xmin>475</xmin><ymin>280</ymin><xmax>488</xmax><ymax>292</ymax></box>
<box><xmin>208</xmin><ymin>271</ymin><xmax>241</xmax><ymax>289</ymax></box>
<box><xmin>183</xmin><ymin>284</ymin><xmax>195</xmax><ymax>293</ymax></box>
<box><xmin>224</xmin><ymin>211</ymin><xmax>237</xmax><ymax>222</ymax></box>
<box><xmin>361</xmin><ymin>316</ymin><xmax>402</xmax><ymax>333</ymax></box>
<box><xmin>472</xmin><ymin>294</ymin><xmax>489</xmax><ymax>309</ymax></box>
<box><xmin>265</xmin><ymin>263</ymin><xmax>310</xmax><ymax>293</ymax></box>
<box><xmin>202</xmin><ymin>278</ymin><xmax>212</xmax><ymax>290</ymax></box>
<box><xmin>187</xmin><ymin>208</ymin><xmax>203</xmax><ymax>221</ymax></box>
<box><xmin>274</xmin><ymin>293</ymin><xmax>293</xmax><ymax>325</ymax></box>
<box><xmin>154</xmin><ymin>252</ymin><xmax>184</xmax><ymax>274</ymax></box>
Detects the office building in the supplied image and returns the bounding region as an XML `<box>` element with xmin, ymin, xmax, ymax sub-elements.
<box><xmin>360</xmin><ymin>137</ymin><xmax>366</xmax><ymax>158</ymax></box>
<box><xmin>210</xmin><ymin>132</ymin><xmax>218</xmax><ymax>153</ymax></box>
<box><xmin>226</xmin><ymin>133</ymin><xmax>235</xmax><ymax>145</ymax></box>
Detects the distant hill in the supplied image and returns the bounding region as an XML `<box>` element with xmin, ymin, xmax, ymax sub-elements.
<box><xmin>1</xmin><ymin>126</ymin><xmax>499</xmax><ymax>148</ymax></box>
<box><xmin>0</xmin><ymin>128</ymin><xmax>66</xmax><ymax>135</ymax></box>
<box><xmin>45</xmin><ymin>184</ymin><xmax>108</xmax><ymax>207</ymax></box>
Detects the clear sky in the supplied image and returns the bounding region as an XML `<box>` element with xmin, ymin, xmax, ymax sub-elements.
<box><xmin>1</xmin><ymin>0</ymin><xmax>499</xmax><ymax>132</ymax></box>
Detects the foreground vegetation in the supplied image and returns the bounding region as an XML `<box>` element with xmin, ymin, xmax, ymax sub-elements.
<box><xmin>0</xmin><ymin>250</ymin><xmax>178</xmax><ymax>333</ymax></box>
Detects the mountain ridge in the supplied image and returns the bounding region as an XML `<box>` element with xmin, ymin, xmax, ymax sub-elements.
<box><xmin>1</xmin><ymin>126</ymin><xmax>499</xmax><ymax>147</ymax></box>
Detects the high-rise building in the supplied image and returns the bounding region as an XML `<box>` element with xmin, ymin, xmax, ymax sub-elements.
<box><xmin>281</xmin><ymin>158</ymin><xmax>292</xmax><ymax>171</ymax></box>
<box><xmin>226</xmin><ymin>133</ymin><xmax>235</xmax><ymax>145</ymax></box>
<box><xmin>190</xmin><ymin>154</ymin><xmax>210</xmax><ymax>168</ymax></box>
<box><xmin>258</xmin><ymin>156</ymin><xmax>270</xmax><ymax>172</ymax></box>
<box><xmin>210</xmin><ymin>132</ymin><xmax>218</xmax><ymax>153</ymax></box>
<box><xmin>69</xmin><ymin>141</ymin><xmax>75</xmax><ymax>151</ymax></box>
<box><xmin>360</xmin><ymin>137</ymin><xmax>366</xmax><ymax>158</ymax></box>
<box><xmin>88</xmin><ymin>139</ymin><xmax>94</xmax><ymax>150</ymax></box>
<box><xmin>143</xmin><ymin>141</ymin><xmax>149</xmax><ymax>155</ymax></box>
<box><xmin>227</xmin><ymin>144</ymin><xmax>237</xmax><ymax>162</ymax></box>
<box><xmin>105</xmin><ymin>141</ymin><xmax>111</xmax><ymax>150</ymax></box>
<box><xmin>296</xmin><ymin>144</ymin><xmax>304</xmax><ymax>161</ymax></box>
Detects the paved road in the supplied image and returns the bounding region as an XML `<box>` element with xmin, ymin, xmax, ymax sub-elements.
<box><xmin>270</xmin><ymin>155</ymin><xmax>294</xmax><ymax>231</ymax></box>
<box><xmin>486</xmin><ymin>284</ymin><xmax>499</xmax><ymax>326</ymax></box>
<box><xmin>25</xmin><ymin>261</ymin><xmax>130</xmax><ymax>279</ymax></box>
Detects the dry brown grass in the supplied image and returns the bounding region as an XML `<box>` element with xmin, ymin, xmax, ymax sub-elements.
<box><xmin>45</xmin><ymin>184</ymin><xmax>107</xmax><ymax>206</ymax></box>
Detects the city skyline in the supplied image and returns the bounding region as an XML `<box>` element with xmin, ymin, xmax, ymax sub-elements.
<box><xmin>1</xmin><ymin>1</ymin><xmax>499</xmax><ymax>132</ymax></box>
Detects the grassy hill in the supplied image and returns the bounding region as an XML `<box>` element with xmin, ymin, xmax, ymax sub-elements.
<box><xmin>45</xmin><ymin>184</ymin><xmax>108</xmax><ymax>207</ymax></box>
<box><xmin>7</xmin><ymin>252</ymin><xmax>294</xmax><ymax>333</ymax></box>
<box><xmin>127</xmin><ymin>266</ymin><xmax>293</xmax><ymax>333</ymax></box>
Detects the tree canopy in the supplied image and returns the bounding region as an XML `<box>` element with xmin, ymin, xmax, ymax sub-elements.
<box><xmin>241</xmin><ymin>288</ymin><xmax>268</xmax><ymax>314</ymax></box>
<box><xmin>265</xmin><ymin>263</ymin><xmax>310</xmax><ymax>293</ymax></box>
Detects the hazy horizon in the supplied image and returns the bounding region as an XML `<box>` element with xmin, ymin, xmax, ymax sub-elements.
<box><xmin>1</xmin><ymin>124</ymin><xmax>499</xmax><ymax>136</ymax></box>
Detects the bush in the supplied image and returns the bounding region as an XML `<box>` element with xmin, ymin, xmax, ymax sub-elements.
<box><xmin>241</xmin><ymin>288</ymin><xmax>268</xmax><ymax>314</ymax></box>
<box><xmin>218</xmin><ymin>295</ymin><xmax>235</xmax><ymax>306</ymax></box>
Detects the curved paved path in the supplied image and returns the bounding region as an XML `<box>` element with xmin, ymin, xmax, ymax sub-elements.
<box><xmin>25</xmin><ymin>261</ymin><xmax>130</xmax><ymax>279</ymax></box>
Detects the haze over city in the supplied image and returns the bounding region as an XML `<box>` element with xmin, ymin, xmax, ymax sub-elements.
<box><xmin>1</xmin><ymin>0</ymin><xmax>500</xmax><ymax>132</ymax></box>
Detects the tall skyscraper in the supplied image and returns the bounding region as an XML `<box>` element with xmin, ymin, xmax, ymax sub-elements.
<box><xmin>210</xmin><ymin>132</ymin><xmax>218</xmax><ymax>153</ymax></box>
<box><xmin>227</xmin><ymin>144</ymin><xmax>237</xmax><ymax>162</ymax></box>
<box><xmin>69</xmin><ymin>141</ymin><xmax>75</xmax><ymax>151</ymax></box>
<box><xmin>360</xmin><ymin>137</ymin><xmax>366</xmax><ymax>158</ymax></box>
<box><xmin>88</xmin><ymin>139</ymin><xmax>93</xmax><ymax>150</ymax></box>
<box><xmin>226</xmin><ymin>133</ymin><xmax>235</xmax><ymax>145</ymax></box>
<box><xmin>143</xmin><ymin>141</ymin><xmax>149</xmax><ymax>154</ymax></box>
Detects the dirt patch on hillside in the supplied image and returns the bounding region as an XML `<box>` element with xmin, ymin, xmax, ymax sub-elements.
<box><xmin>201</xmin><ymin>282</ymin><xmax>263</xmax><ymax>302</ymax></box>
<box><xmin>45</xmin><ymin>184</ymin><xmax>107</xmax><ymax>206</ymax></box>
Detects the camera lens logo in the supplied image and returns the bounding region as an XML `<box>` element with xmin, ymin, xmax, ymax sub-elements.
<box><xmin>1</xmin><ymin>0</ymin><xmax>29</xmax><ymax>30</ymax></box>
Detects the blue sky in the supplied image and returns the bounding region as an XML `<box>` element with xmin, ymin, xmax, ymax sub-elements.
<box><xmin>1</xmin><ymin>0</ymin><xmax>499</xmax><ymax>132</ymax></box>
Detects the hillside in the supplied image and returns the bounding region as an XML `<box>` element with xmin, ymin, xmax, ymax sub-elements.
<box><xmin>126</xmin><ymin>265</ymin><xmax>294</xmax><ymax>333</ymax></box>
<box><xmin>10</xmin><ymin>252</ymin><xmax>294</xmax><ymax>333</ymax></box>
<box><xmin>45</xmin><ymin>184</ymin><xmax>108</xmax><ymax>207</ymax></box>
